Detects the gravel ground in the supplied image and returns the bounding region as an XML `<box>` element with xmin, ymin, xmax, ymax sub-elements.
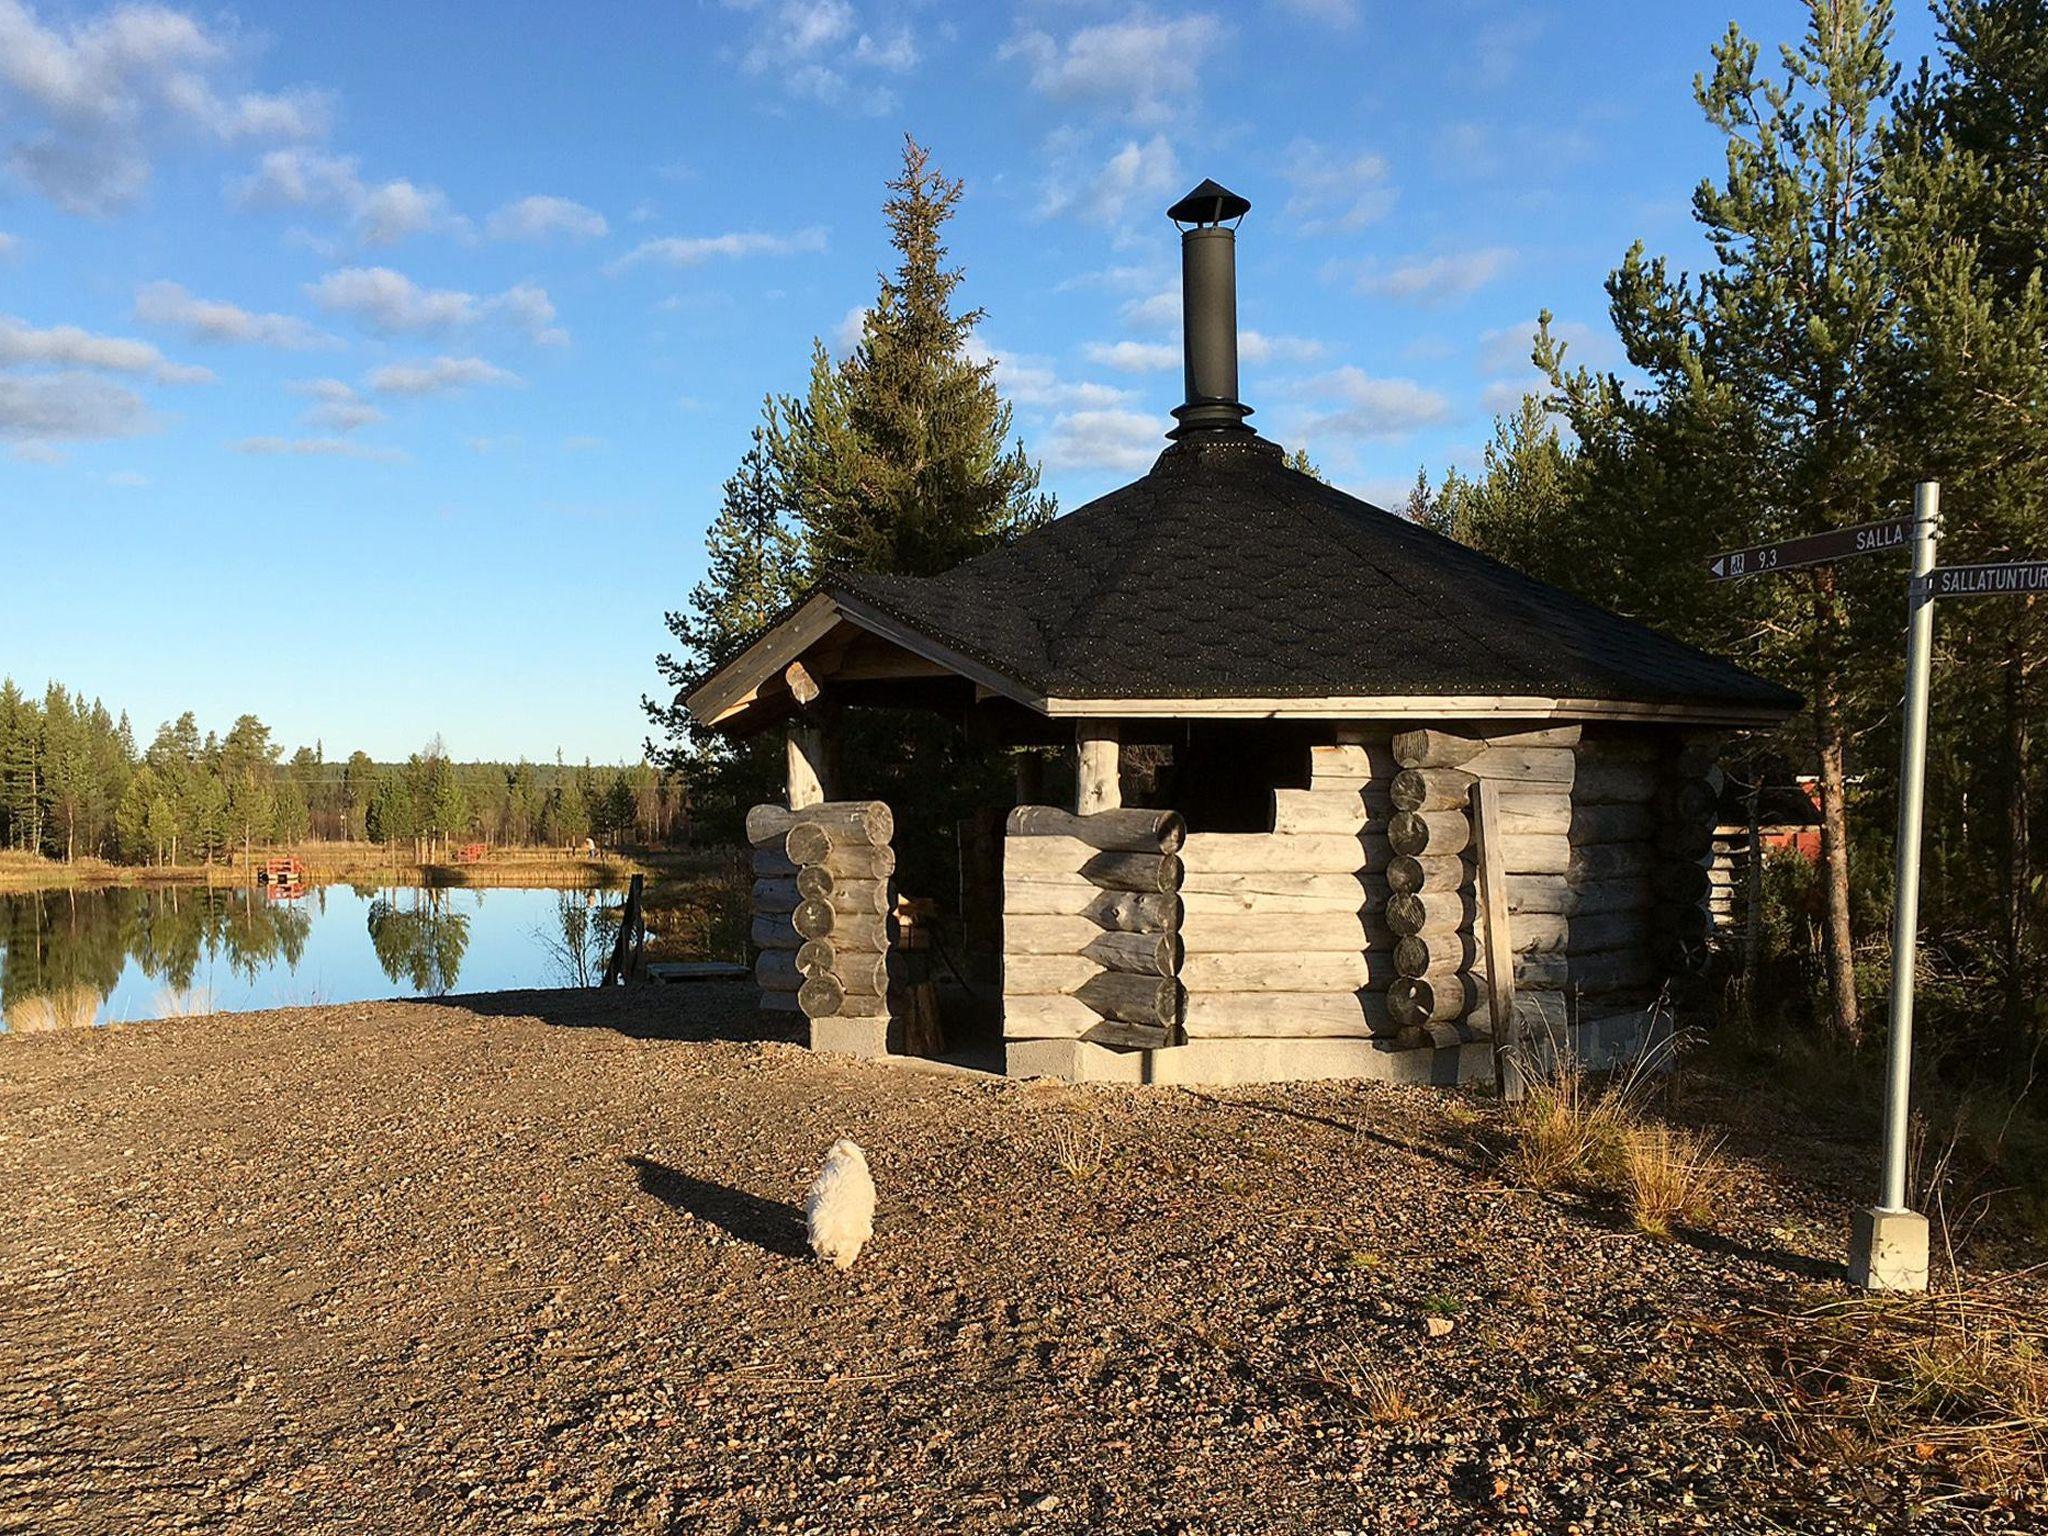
<box><xmin>0</xmin><ymin>986</ymin><xmax>2034</xmax><ymax>1534</ymax></box>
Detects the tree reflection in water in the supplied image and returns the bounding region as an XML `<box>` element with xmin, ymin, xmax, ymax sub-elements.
<box><xmin>365</xmin><ymin>889</ymin><xmax>471</xmax><ymax>995</ymax></box>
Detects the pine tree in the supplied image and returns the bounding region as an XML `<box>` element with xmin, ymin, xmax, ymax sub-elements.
<box><xmin>770</xmin><ymin>135</ymin><xmax>1054</xmax><ymax>577</ymax></box>
<box><xmin>1548</xmin><ymin>0</ymin><xmax>1908</xmax><ymax>1047</ymax></box>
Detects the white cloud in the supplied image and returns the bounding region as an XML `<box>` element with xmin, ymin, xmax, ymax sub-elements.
<box><xmin>732</xmin><ymin>1</ymin><xmax>918</xmax><ymax>113</ymax></box>
<box><xmin>1240</xmin><ymin>330</ymin><xmax>1324</xmax><ymax>366</ymax></box>
<box><xmin>366</xmin><ymin>355</ymin><xmax>520</xmax><ymax>397</ymax></box>
<box><xmin>0</xmin><ymin>314</ymin><xmax>211</xmax><ymax>382</ymax></box>
<box><xmin>1043</xmin><ymin>408</ymin><xmax>1161</xmax><ymax>473</ymax></box>
<box><xmin>134</xmin><ymin>280</ymin><xmax>336</xmax><ymax>349</ymax></box>
<box><xmin>287</xmin><ymin>376</ymin><xmax>383</xmax><ymax>432</ymax></box>
<box><xmin>1083</xmin><ymin>339</ymin><xmax>1177</xmax><ymax>373</ymax></box>
<box><xmin>971</xmin><ymin>339</ymin><xmax>1131</xmax><ymax>412</ymax></box>
<box><xmin>1121</xmin><ymin>286</ymin><xmax>1181</xmax><ymax>334</ymax></box>
<box><xmin>1293</xmin><ymin>366</ymin><xmax>1453</xmax><ymax>440</ymax></box>
<box><xmin>231</xmin><ymin>435</ymin><xmax>407</xmax><ymax>463</ymax></box>
<box><xmin>0</xmin><ymin>0</ymin><xmax>326</xmax><ymax>214</ymax></box>
<box><xmin>0</xmin><ymin>371</ymin><xmax>152</xmax><ymax>441</ymax></box>
<box><xmin>1281</xmin><ymin>138</ymin><xmax>1395</xmax><ymax>233</ymax></box>
<box><xmin>11</xmin><ymin>441</ymin><xmax>67</xmax><ymax>462</ymax></box>
<box><xmin>1003</xmin><ymin>13</ymin><xmax>1224</xmax><ymax>124</ymax></box>
<box><xmin>1333</xmin><ymin>247</ymin><xmax>1516</xmax><ymax>303</ymax></box>
<box><xmin>607</xmin><ymin>226</ymin><xmax>828</xmax><ymax>272</ymax></box>
<box><xmin>306</xmin><ymin>267</ymin><xmax>564</xmax><ymax>344</ymax></box>
<box><xmin>486</xmin><ymin>194</ymin><xmax>608</xmax><ymax>243</ymax></box>
<box><xmin>1477</xmin><ymin>316</ymin><xmax>1611</xmax><ymax>375</ymax></box>
<box><xmin>233</xmin><ymin>147</ymin><xmax>465</xmax><ymax>245</ymax></box>
<box><xmin>832</xmin><ymin>304</ymin><xmax>868</xmax><ymax>353</ymax></box>
<box><xmin>1037</xmin><ymin>132</ymin><xmax>1178</xmax><ymax>233</ymax></box>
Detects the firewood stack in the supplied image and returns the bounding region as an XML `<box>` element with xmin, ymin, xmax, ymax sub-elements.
<box><xmin>1384</xmin><ymin>726</ymin><xmax>1582</xmax><ymax>1039</ymax></box>
<box><xmin>746</xmin><ymin>801</ymin><xmax>896</xmax><ymax>1025</ymax></box>
<box><xmin>1001</xmin><ymin>806</ymin><xmax>1185</xmax><ymax>1049</ymax></box>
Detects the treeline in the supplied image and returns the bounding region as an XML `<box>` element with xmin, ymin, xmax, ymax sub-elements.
<box><xmin>1409</xmin><ymin>0</ymin><xmax>2044</xmax><ymax>1073</ymax></box>
<box><xmin>0</xmin><ymin>677</ymin><xmax>685</xmax><ymax>866</ymax></box>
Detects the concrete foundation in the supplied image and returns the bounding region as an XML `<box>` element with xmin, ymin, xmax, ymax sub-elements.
<box><xmin>1847</xmin><ymin>1206</ymin><xmax>1930</xmax><ymax>1292</ymax></box>
<box><xmin>1003</xmin><ymin>1006</ymin><xmax>1671</xmax><ymax>1089</ymax></box>
<box><xmin>809</xmin><ymin>1016</ymin><xmax>901</xmax><ymax>1059</ymax></box>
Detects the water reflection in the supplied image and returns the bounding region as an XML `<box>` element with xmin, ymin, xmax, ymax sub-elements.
<box><xmin>0</xmin><ymin>882</ymin><xmax>625</xmax><ymax>1030</ymax></box>
<box><xmin>366</xmin><ymin>890</ymin><xmax>471</xmax><ymax>996</ymax></box>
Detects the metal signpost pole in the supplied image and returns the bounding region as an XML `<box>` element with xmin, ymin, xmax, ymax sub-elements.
<box><xmin>1848</xmin><ymin>481</ymin><xmax>1939</xmax><ymax>1293</ymax></box>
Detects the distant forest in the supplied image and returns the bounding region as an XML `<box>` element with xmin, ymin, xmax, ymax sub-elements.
<box><xmin>0</xmin><ymin>678</ymin><xmax>686</xmax><ymax>866</ymax></box>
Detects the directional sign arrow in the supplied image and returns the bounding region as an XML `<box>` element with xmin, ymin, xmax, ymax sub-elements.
<box><xmin>1929</xmin><ymin>560</ymin><xmax>2048</xmax><ymax>598</ymax></box>
<box><xmin>1707</xmin><ymin>517</ymin><xmax>1911</xmax><ymax>582</ymax></box>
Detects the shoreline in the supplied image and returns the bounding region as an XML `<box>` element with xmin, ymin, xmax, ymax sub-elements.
<box><xmin>0</xmin><ymin>844</ymin><xmax>692</xmax><ymax>896</ymax></box>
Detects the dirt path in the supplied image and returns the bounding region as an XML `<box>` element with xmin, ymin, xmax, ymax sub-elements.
<box><xmin>0</xmin><ymin>989</ymin><xmax>2023</xmax><ymax>1533</ymax></box>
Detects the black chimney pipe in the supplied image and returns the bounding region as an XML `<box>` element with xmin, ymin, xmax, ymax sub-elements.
<box><xmin>1167</xmin><ymin>179</ymin><xmax>1254</xmax><ymax>439</ymax></box>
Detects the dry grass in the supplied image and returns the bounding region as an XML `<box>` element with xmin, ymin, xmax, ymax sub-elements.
<box><xmin>0</xmin><ymin>843</ymin><xmax>648</xmax><ymax>896</ymax></box>
<box><xmin>154</xmin><ymin>985</ymin><xmax>216</xmax><ymax>1019</ymax></box>
<box><xmin>1719</xmin><ymin>1275</ymin><xmax>2048</xmax><ymax>1503</ymax></box>
<box><xmin>1498</xmin><ymin>1037</ymin><xmax>1733</xmax><ymax>1237</ymax></box>
<box><xmin>1615</xmin><ymin>1122</ymin><xmax>1732</xmax><ymax>1238</ymax></box>
<box><xmin>1048</xmin><ymin>1118</ymin><xmax>1109</xmax><ymax>1181</ymax></box>
<box><xmin>3</xmin><ymin>984</ymin><xmax>102</xmax><ymax>1032</ymax></box>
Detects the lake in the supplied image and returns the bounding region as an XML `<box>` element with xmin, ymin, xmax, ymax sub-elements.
<box><xmin>0</xmin><ymin>884</ymin><xmax>634</xmax><ymax>1032</ymax></box>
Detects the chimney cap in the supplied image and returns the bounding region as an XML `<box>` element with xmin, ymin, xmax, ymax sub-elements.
<box><xmin>1167</xmin><ymin>178</ymin><xmax>1250</xmax><ymax>228</ymax></box>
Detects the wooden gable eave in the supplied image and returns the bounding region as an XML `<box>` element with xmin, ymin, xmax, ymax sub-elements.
<box><xmin>682</xmin><ymin>589</ymin><xmax>1050</xmax><ymax>735</ymax></box>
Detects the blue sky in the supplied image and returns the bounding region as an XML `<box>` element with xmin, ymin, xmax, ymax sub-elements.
<box><xmin>0</xmin><ymin>0</ymin><xmax>1940</xmax><ymax>762</ymax></box>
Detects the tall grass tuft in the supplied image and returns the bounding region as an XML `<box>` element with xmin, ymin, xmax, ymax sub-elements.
<box><xmin>3</xmin><ymin>984</ymin><xmax>103</xmax><ymax>1033</ymax></box>
<box><xmin>1614</xmin><ymin>1122</ymin><xmax>1731</xmax><ymax>1237</ymax></box>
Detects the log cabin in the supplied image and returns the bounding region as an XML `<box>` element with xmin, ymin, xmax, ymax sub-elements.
<box><xmin>684</xmin><ymin>179</ymin><xmax>1801</xmax><ymax>1087</ymax></box>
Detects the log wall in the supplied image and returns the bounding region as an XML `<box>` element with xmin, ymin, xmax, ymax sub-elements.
<box><xmin>1002</xmin><ymin>806</ymin><xmax>1186</xmax><ymax>1049</ymax></box>
<box><xmin>747</xmin><ymin>801</ymin><xmax>898</xmax><ymax>1037</ymax></box>
<box><xmin>1177</xmin><ymin>728</ymin><xmax>1397</xmax><ymax>1041</ymax></box>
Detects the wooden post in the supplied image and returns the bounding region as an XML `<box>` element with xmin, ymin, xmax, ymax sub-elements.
<box><xmin>601</xmin><ymin>873</ymin><xmax>645</xmax><ymax>987</ymax></box>
<box><xmin>787</xmin><ymin>718</ymin><xmax>830</xmax><ymax>809</ymax></box>
<box><xmin>1075</xmin><ymin>721</ymin><xmax>1121</xmax><ymax>814</ymax></box>
<box><xmin>1470</xmin><ymin>779</ymin><xmax>1522</xmax><ymax>1099</ymax></box>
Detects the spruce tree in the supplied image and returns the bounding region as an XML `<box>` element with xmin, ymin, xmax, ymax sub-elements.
<box><xmin>770</xmin><ymin>135</ymin><xmax>1054</xmax><ymax>576</ymax></box>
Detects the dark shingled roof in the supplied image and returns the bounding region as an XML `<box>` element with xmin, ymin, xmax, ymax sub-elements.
<box><xmin>826</xmin><ymin>434</ymin><xmax>1799</xmax><ymax>711</ymax></box>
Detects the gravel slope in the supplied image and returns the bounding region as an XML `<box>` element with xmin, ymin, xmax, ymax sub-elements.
<box><xmin>0</xmin><ymin>987</ymin><xmax>2028</xmax><ymax>1533</ymax></box>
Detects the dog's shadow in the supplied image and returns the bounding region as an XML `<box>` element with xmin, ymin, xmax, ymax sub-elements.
<box><xmin>623</xmin><ymin>1155</ymin><xmax>810</xmax><ymax>1258</ymax></box>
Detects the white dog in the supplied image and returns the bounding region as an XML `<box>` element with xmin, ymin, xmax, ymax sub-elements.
<box><xmin>805</xmin><ymin>1139</ymin><xmax>875</xmax><ymax>1270</ymax></box>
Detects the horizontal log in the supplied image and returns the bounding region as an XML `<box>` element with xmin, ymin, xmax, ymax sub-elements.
<box><xmin>827</xmin><ymin>991</ymin><xmax>891</xmax><ymax>1019</ymax></box>
<box><xmin>1504</xmin><ymin>953</ymin><xmax>1568</xmax><ymax>990</ymax></box>
<box><xmin>746</xmin><ymin>799</ymin><xmax>894</xmax><ymax>851</ymax></box>
<box><xmin>1271</xmin><ymin>788</ymin><xmax>1386</xmax><ymax>834</ymax></box>
<box><xmin>1180</xmin><ymin>832</ymin><xmax>1389</xmax><ymax>875</ymax></box>
<box><xmin>1389</xmin><ymin>971</ymin><xmax>1478</xmax><ymax>1028</ymax></box>
<box><xmin>1081</xmin><ymin>889</ymin><xmax>1182</xmax><ymax>933</ymax></box>
<box><xmin>1495</xmin><ymin>792</ymin><xmax>1572</xmax><ymax>836</ymax></box>
<box><xmin>1568</xmin><ymin>947</ymin><xmax>1666</xmax><ymax>994</ymax></box>
<box><xmin>1463</xmin><ymin>988</ymin><xmax>1567</xmax><ymax>1037</ymax></box>
<box><xmin>1498</xmin><ymin>833</ymin><xmax>1571</xmax><ymax>875</ymax></box>
<box><xmin>1568</xmin><ymin>803</ymin><xmax>1657</xmax><ymax>845</ymax></box>
<box><xmin>1004</xmin><ymin>913</ymin><xmax>1100</xmax><ymax>952</ymax></box>
<box><xmin>1571</xmin><ymin>760</ymin><xmax>1665</xmax><ymax>804</ymax></box>
<box><xmin>1569</xmin><ymin>843</ymin><xmax>1660</xmax><ymax>881</ymax></box>
<box><xmin>1006</xmin><ymin>804</ymin><xmax>1185</xmax><ymax>854</ymax></box>
<box><xmin>1181</xmin><ymin>989</ymin><xmax>1395</xmax><ymax>1039</ymax></box>
<box><xmin>1180</xmin><ymin>950</ymin><xmax>1393</xmax><ymax>992</ymax></box>
<box><xmin>1001</xmin><ymin>872</ymin><xmax>1099</xmax><ymax>916</ymax></box>
<box><xmin>1389</xmin><ymin>809</ymin><xmax>1470</xmax><ymax>858</ymax></box>
<box><xmin>796</xmin><ymin>938</ymin><xmax>834</xmax><ymax>975</ymax></box>
<box><xmin>795</xmin><ymin>843</ymin><xmax>895</xmax><ymax>881</ymax></box>
<box><xmin>1655</xmin><ymin>861</ymin><xmax>1711</xmax><ymax>901</ymax></box>
<box><xmin>753</xmin><ymin>847</ymin><xmax>798</xmax><ymax>879</ymax></box>
<box><xmin>799</xmin><ymin>961</ymin><xmax>891</xmax><ymax>1019</ymax></box>
<box><xmin>753</xmin><ymin>877</ymin><xmax>798</xmax><ymax>915</ymax></box>
<box><xmin>1386</xmin><ymin>854</ymin><xmax>1466</xmax><ymax>895</ymax></box>
<box><xmin>1003</xmin><ymin>953</ymin><xmax>1098</xmax><ymax>995</ymax></box>
<box><xmin>1310</xmin><ymin>742</ymin><xmax>1398</xmax><ymax>784</ymax></box>
<box><xmin>1084</xmin><ymin>929</ymin><xmax>1182</xmax><ymax>977</ymax></box>
<box><xmin>791</xmin><ymin>906</ymin><xmax>893</xmax><ymax>950</ymax></box>
<box><xmin>999</xmin><ymin>835</ymin><xmax>1095</xmax><ymax>875</ymax></box>
<box><xmin>794</xmin><ymin>873</ymin><xmax>892</xmax><ymax>913</ymax></box>
<box><xmin>1394</xmin><ymin>930</ymin><xmax>1471</xmax><ymax>977</ymax></box>
<box><xmin>1570</xmin><ymin>876</ymin><xmax>1658</xmax><ymax>916</ymax></box>
<box><xmin>1081</xmin><ymin>1019</ymin><xmax>1174</xmax><ymax>1050</ymax></box>
<box><xmin>756</xmin><ymin>949</ymin><xmax>801</xmax><ymax>992</ymax></box>
<box><xmin>1001</xmin><ymin>992</ymin><xmax>1102</xmax><ymax>1040</ymax></box>
<box><xmin>1076</xmin><ymin>970</ymin><xmax>1182</xmax><ymax>1028</ymax></box>
<box><xmin>1086</xmin><ymin>849</ymin><xmax>1184</xmax><ymax>894</ymax></box>
<box><xmin>1390</xmin><ymin>767</ymin><xmax>1475</xmax><ymax>813</ymax></box>
<box><xmin>1178</xmin><ymin>910</ymin><xmax>1377</xmax><ymax>952</ymax></box>
<box><xmin>1179</xmin><ymin>869</ymin><xmax>1385</xmax><ymax>909</ymax></box>
<box><xmin>1386</xmin><ymin>889</ymin><xmax>1468</xmax><ymax>940</ymax></box>
<box><xmin>759</xmin><ymin>990</ymin><xmax>803</xmax><ymax>1015</ymax></box>
<box><xmin>750</xmin><ymin>914</ymin><xmax>800</xmax><ymax>950</ymax></box>
<box><xmin>1392</xmin><ymin>728</ymin><xmax>1485</xmax><ymax>768</ymax></box>
<box><xmin>1465</xmin><ymin>746</ymin><xmax>1576</xmax><ymax>786</ymax></box>
<box><xmin>1506</xmin><ymin>873</ymin><xmax>1567</xmax><ymax>914</ymax></box>
<box><xmin>1568</xmin><ymin>909</ymin><xmax>1656</xmax><ymax>952</ymax></box>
